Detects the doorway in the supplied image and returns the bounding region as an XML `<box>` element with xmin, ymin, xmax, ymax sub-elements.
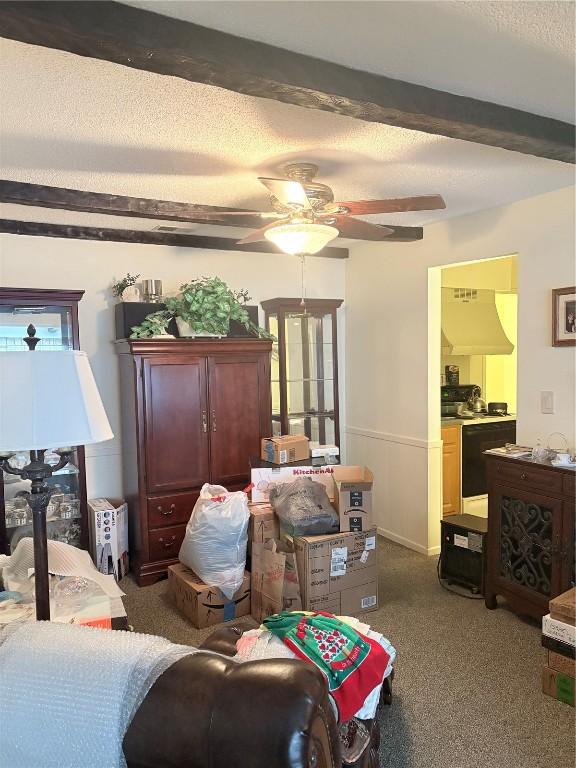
<box><xmin>430</xmin><ymin>255</ymin><xmax>518</xmax><ymax>540</ymax></box>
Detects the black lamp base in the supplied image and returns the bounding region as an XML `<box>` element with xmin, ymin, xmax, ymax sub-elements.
<box><xmin>1</xmin><ymin>449</ymin><xmax>72</xmax><ymax>620</ymax></box>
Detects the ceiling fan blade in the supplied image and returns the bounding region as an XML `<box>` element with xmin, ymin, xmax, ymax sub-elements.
<box><xmin>236</xmin><ymin>220</ymin><xmax>290</xmax><ymax>245</ymax></box>
<box><xmin>335</xmin><ymin>195</ymin><xmax>446</xmax><ymax>215</ymax></box>
<box><xmin>176</xmin><ymin>210</ymin><xmax>277</xmax><ymax>218</ymax></box>
<box><xmin>334</xmin><ymin>216</ymin><xmax>393</xmax><ymax>241</ymax></box>
<box><xmin>258</xmin><ymin>177</ymin><xmax>312</xmax><ymax>210</ymax></box>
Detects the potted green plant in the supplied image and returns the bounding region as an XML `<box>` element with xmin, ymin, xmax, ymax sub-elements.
<box><xmin>129</xmin><ymin>277</ymin><xmax>274</xmax><ymax>340</ymax></box>
<box><xmin>111</xmin><ymin>272</ymin><xmax>141</xmax><ymax>302</ymax></box>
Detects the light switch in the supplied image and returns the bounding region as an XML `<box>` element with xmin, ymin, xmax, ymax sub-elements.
<box><xmin>541</xmin><ymin>391</ymin><xmax>554</xmax><ymax>414</ymax></box>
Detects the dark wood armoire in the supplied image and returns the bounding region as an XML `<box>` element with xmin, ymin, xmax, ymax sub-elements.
<box><xmin>116</xmin><ymin>338</ymin><xmax>272</xmax><ymax>586</ymax></box>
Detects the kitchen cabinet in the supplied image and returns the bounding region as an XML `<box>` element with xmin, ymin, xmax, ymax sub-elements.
<box><xmin>261</xmin><ymin>297</ymin><xmax>343</xmax><ymax>446</ymax></box>
<box><xmin>442</xmin><ymin>425</ymin><xmax>461</xmax><ymax>516</ymax></box>
<box><xmin>485</xmin><ymin>454</ymin><xmax>575</xmax><ymax>619</ymax></box>
<box><xmin>116</xmin><ymin>338</ymin><xmax>272</xmax><ymax>585</ymax></box>
<box><xmin>0</xmin><ymin>287</ymin><xmax>88</xmax><ymax>555</ymax></box>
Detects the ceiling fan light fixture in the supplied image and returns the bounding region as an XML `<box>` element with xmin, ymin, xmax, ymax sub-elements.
<box><xmin>264</xmin><ymin>222</ymin><xmax>339</xmax><ymax>255</ymax></box>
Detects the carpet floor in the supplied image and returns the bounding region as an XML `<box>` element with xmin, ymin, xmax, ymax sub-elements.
<box><xmin>121</xmin><ymin>538</ymin><xmax>575</xmax><ymax>767</ymax></box>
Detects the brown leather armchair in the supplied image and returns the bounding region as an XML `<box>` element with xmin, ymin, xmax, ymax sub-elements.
<box><xmin>124</xmin><ymin>626</ymin><xmax>389</xmax><ymax>768</ymax></box>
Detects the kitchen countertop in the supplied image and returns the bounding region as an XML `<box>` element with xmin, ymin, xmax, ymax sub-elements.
<box><xmin>441</xmin><ymin>414</ymin><xmax>517</xmax><ymax>426</ymax></box>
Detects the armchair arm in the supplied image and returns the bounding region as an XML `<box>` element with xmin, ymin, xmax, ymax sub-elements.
<box><xmin>124</xmin><ymin>652</ymin><xmax>341</xmax><ymax>768</ymax></box>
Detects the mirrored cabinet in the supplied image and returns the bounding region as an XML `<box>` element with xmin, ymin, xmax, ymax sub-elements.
<box><xmin>0</xmin><ymin>288</ymin><xmax>88</xmax><ymax>555</ymax></box>
<box><xmin>261</xmin><ymin>298</ymin><xmax>343</xmax><ymax>446</ymax></box>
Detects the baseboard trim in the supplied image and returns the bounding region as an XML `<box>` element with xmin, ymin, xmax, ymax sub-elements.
<box><xmin>346</xmin><ymin>425</ymin><xmax>442</xmax><ymax>450</ymax></box>
<box><xmin>377</xmin><ymin>526</ymin><xmax>438</xmax><ymax>556</ymax></box>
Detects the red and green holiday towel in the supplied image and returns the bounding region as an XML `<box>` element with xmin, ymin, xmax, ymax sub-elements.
<box><xmin>263</xmin><ymin>611</ymin><xmax>390</xmax><ymax>722</ymax></box>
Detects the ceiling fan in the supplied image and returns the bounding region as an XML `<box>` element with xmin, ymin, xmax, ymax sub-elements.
<box><xmin>158</xmin><ymin>163</ymin><xmax>446</xmax><ymax>254</ymax></box>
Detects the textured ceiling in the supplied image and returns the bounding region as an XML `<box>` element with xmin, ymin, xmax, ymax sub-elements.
<box><xmin>0</xmin><ymin>6</ymin><xmax>574</xmax><ymax>240</ymax></box>
<box><xmin>127</xmin><ymin>0</ymin><xmax>576</xmax><ymax>122</ymax></box>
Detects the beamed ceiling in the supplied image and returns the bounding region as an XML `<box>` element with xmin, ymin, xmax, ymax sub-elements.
<box><xmin>0</xmin><ymin>1</ymin><xmax>574</xmax><ymax>252</ymax></box>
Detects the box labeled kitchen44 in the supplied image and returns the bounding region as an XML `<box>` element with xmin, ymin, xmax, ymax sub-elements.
<box><xmin>261</xmin><ymin>435</ymin><xmax>310</xmax><ymax>465</ymax></box>
<box><xmin>332</xmin><ymin>466</ymin><xmax>374</xmax><ymax>532</ymax></box>
<box><xmin>292</xmin><ymin>528</ymin><xmax>378</xmax><ymax>616</ymax></box>
<box><xmin>251</xmin><ymin>464</ymin><xmax>335</xmax><ymax>503</ymax></box>
<box><xmin>88</xmin><ymin>498</ymin><xmax>129</xmax><ymax>581</ymax></box>
<box><xmin>168</xmin><ymin>563</ymin><xmax>250</xmax><ymax>629</ymax></box>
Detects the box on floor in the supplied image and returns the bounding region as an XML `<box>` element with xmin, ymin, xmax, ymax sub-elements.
<box><xmin>292</xmin><ymin>528</ymin><xmax>379</xmax><ymax>616</ymax></box>
<box><xmin>260</xmin><ymin>435</ymin><xmax>310</xmax><ymax>464</ymax></box>
<box><xmin>168</xmin><ymin>563</ymin><xmax>250</xmax><ymax>629</ymax></box>
<box><xmin>87</xmin><ymin>498</ymin><xmax>129</xmax><ymax>581</ymax></box>
<box><xmin>332</xmin><ymin>466</ymin><xmax>374</xmax><ymax>532</ymax></box>
<box><xmin>542</xmin><ymin>665</ymin><xmax>574</xmax><ymax>706</ymax></box>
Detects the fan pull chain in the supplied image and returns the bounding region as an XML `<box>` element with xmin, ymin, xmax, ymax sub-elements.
<box><xmin>300</xmin><ymin>254</ymin><xmax>307</xmax><ymax>310</ymax></box>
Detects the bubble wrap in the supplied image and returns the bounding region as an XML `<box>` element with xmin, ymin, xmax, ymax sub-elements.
<box><xmin>0</xmin><ymin>622</ymin><xmax>199</xmax><ymax>768</ymax></box>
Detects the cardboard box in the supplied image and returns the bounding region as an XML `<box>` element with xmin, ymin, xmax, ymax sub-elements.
<box><xmin>293</xmin><ymin>528</ymin><xmax>378</xmax><ymax>615</ymax></box>
<box><xmin>248</xmin><ymin>502</ymin><xmax>279</xmax><ymax>545</ymax></box>
<box><xmin>251</xmin><ymin>464</ymin><xmax>336</xmax><ymax>503</ymax></box>
<box><xmin>548</xmin><ymin>650</ymin><xmax>576</xmax><ymax>678</ymax></box>
<box><xmin>332</xmin><ymin>466</ymin><xmax>374</xmax><ymax>532</ymax></box>
<box><xmin>550</xmin><ymin>588</ymin><xmax>576</xmax><ymax>626</ymax></box>
<box><xmin>88</xmin><ymin>498</ymin><xmax>129</xmax><ymax>581</ymax></box>
<box><xmin>168</xmin><ymin>563</ymin><xmax>250</xmax><ymax>629</ymax></box>
<box><xmin>542</xmin><ymin>614</ymin><xmax>576</xmax><ymax>647</ymax></box>
<box><xmin>542</xmin><ymin>665</ymin><xmax>575</xmax><ymax>707</ymax></box>
<box><xmin>261</xmin><ymin>435</ymin><xmax>310</xmax><ymax>465</ymax></box>
<box><xmin>310</xmin><ymin>442</ymin><xmax>340</xmax><ymax>458</ymax></box>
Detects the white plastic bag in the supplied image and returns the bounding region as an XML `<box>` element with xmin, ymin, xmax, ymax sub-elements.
<box><xmin>178</xmin><ymin>483</ymin><xmax>250</xmax><ymax>600</ymax></box>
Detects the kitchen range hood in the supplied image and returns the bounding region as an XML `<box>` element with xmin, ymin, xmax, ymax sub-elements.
<box><xmin>441</xmin><ymin>288</ymin><xmax>514</xmax><ymax>355</ymax></box>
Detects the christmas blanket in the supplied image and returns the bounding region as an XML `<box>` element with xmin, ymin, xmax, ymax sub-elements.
<box><xmin>263</xmin><ymin>611</ymin><xmax>390</xmax><ymax>722</ymax></box>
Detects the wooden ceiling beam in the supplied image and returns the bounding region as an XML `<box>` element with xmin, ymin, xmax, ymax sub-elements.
<box><xmin>0</xmin><ymin>180</ymin><xmax>422</xmax><ymax>243</ymax></box>
<box><xmin>0</xmin><ymin>1</ymin><xmax>573</xmax><ymax>164</ymax></box>
<box><xmin>0</xmin><ymin>218</ymin><xmax>351</xmax><ymax>259</ymax></box>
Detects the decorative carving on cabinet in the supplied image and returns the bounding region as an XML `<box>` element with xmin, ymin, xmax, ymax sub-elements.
<box><xmin>499</xmin><ymin>496</ymin><xmax>554</xmax><ymax>597</ymax></box>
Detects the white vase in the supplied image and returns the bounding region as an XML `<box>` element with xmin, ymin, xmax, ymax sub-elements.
<box><xmin>175</xmin><ymin>318</ymin><xmax>224</xmax><ymax>338</ymax></box>
<box><xmin>122</xmin><ymin>285</ymin><xmax>141</xmax><ymax>302</ymax></box>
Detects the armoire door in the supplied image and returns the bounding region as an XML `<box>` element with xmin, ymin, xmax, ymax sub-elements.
<box><xmin>143</xmin><ymin>356</ymin><xmax>209</xmax><ymax>492</ymax></box>
<box><xmin>208</xmin><ymin>354</ymin><xmax>271</xmax><ymax>487</ymax></box>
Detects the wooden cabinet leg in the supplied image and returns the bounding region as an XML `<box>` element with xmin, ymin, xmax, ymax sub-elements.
<box><xmin>485</xmin><ymin>592</ymin><xmax>497</xmax><ymax>610</ymax></box>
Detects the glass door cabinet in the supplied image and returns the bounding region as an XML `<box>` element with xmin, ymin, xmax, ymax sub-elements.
<box><xmin>0</xmin><ymin>288</ymin><xmax>88</xmax><ymax>555</ymax></box>
<box><xmin>261</xmin><ymin>298</ymin><xmax>343</xmax><ymax>446</ymax></box>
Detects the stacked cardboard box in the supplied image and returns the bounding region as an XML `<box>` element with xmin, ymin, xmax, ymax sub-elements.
<box><xmin>292</xmin><ymin>528</ymin><xmax>378</xmax><ymax>615</ymax></box>
<box><xmin>248</xmin><ymin>466</ymin><xmax>378</xmax><ymax>620</ymax></box>
<box><xmin>542</xmin><ymin>587</ymin><xmax>575</xmax><ymax>707</ymax></box>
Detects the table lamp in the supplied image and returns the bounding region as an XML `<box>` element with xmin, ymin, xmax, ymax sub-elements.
<box><xmin>0</xmin><ymin>329</ymin><xmax>113</xmax><ymax>620</ymax></box>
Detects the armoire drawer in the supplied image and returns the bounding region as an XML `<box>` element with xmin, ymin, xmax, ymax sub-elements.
<box><xmin>493</xmin><ymin>462</ymin><xmax>563</xmax><ymax>495</ymax></box>
<box><xmin>147</xmin><ymin>492</ymin><xmax>199</xmax><ymax>529</ymax></box>
<box><xmin>148</xmin><ymin>524</ymin><xmax>186</xmax><ymax>562</ymax></box>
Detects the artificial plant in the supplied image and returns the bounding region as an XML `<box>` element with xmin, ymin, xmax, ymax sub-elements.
<box><xmin>130</xmin><ymin>277</ymin><xmax>274</xmax><ymax>339</ymax></box>
<box><xmin>111</xmin><ymin>272</ymin><xmax>140</xmax><ymax>299</ymax></box>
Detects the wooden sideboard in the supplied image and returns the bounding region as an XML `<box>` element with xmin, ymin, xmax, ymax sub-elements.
<box><xmin>485</xmin><ymin>453</ymin><xmax>575</xmax><ymax>619</ymax></box>
<box><xmin>116</xmin><ymin>338</ymin><xmax>272</xmax><ymax>586</ymax></box>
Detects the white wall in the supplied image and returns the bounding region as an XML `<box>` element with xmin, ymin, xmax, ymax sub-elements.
<box><xmin>345</xmin><ymin>186</ymin><xmax>576</xmax><ymax>555</ymax></box>
<box><xmin>0</xmin><ymin>236</ymin><xmax>346</xmax><ymax>497</ymax></box>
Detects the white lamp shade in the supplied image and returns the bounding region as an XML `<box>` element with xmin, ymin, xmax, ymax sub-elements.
<box><xmin>264</xmin><ymin>222</ymin><xmax>339</xmax><ymax>255</ymax></box>
<box><xmin>0</xmin><ymin>351</ymin><xmax>113</xmax><ymax>452</ymax></box>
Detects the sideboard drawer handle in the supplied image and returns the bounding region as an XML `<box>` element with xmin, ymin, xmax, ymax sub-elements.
<box><xmin>159</xmin><ymin>536</ymin><xmax>177</xmax><ymax>548</ymax></box>
<box><xmin>157</xmin><ymin>504</ymin><xmax>176</xmax><ymax>516</ymax></box>
<box><xmin>520</xmin><ymin>472</ymin><xmax>527</xmax><ymax>480</ymax></box>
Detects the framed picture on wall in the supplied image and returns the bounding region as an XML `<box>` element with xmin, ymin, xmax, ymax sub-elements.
<box><xmin>552</xmin><ymin>286</ymin><xmax>576</xmax><ymax>346</ymax></box>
